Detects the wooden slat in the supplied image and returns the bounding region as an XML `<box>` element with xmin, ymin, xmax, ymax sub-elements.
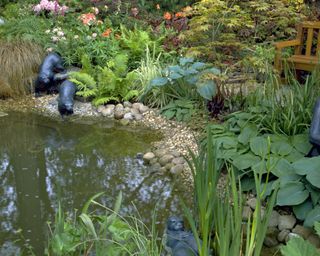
<box><xmin>301</xmin><ymin>21</ymin><xmax>320</xmax><ymax>29</ymax></box>
<box><xmin>295</xmin><ymin>23</ymin><xmax>303</xmax><ymax>55</ymax></box>
<box><xmin>306</xmin><ymin>28</ymin><xmax>314</xmax><ymax>56</ymax></box>
<box><xmin>274</xmin><ymin>39</ymin><xmax>301</xmax><ymax>49</ymax></box>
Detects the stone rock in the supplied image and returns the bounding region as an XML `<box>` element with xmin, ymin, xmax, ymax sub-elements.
<box><xmin>106</xmin><ymin>104</ymin><xmax>115</xmax><ymax>110</ymax></box>
<box><xmin>97</xmin><ymin>105</ymin><xmax>105</xmax><ymax>113</ymax></box>
<box><xmin>285</xmin><ymin>232</ymin><xmax>301</xmax><ymax>243</ymax></box>
<box><xmin>268</xmin><ymin>211</ymin><xmax>280</xmax><ymax>228</ymax></box>
<box><xmin>264</xmin><ymin>236</ymin><xmax>279</xmax><ymax>248</ymax></box>
<box><xmin>292</xmin><ymin>225</ymin><xmax>313</xmax><ymax>239</ymax></box>
<box><xmin>124</xmin><ymin>107</ymin><xmax>131</xmax><ymax>113</ymax></box>
<box><xmin>159</xmin><ymin>154</ymin><xmax>174</xmax><ymax>166</ymax></box>
<box><xmin>131</xmin><ymin>108</ymin><xmax>140</xmax><ymax>115</ymax></box>
<box><xmin>143</xmin><ymin>152</ymin><xmax>155</xmax><ymax>163</ymax></box>
<box><xmin>132</xmin><ymin>102</ymin><xmax>142</xmax><ymax>110</ymax></box>
<box><xmin>172</xmin><ymin>157</ymin><xmax>185</xmax><ymax>165</ymax></box>
<box><xmin>139</xmin><ymin>104</ymin><xmax>149</xmax><ymax>113</ymax></box>
<box><xmin>278</xmin><ymin>215</ymin><xmax>296</xmax><ymax>231</ymax></box>
<box><xmin>159</xmin><ymin>167</ymin><xmax>167</xmax><ymax>174</ymax></box>
<box><xmin>170</xmin><ymin>164</ymin><xmax>184</xmax><ymax>175</ymax></box>
<box><xmin>151</xmin><ymin>163</ymin><xmax>161</xmax><ymax>170</ymax></box>
<box><xmin>114</xmin><ymin>105</ymin><xmax>125</xmax><ymax>119</ymax></box>
<box><xmin>307</xmin><ymin>234</ymin><xmax>320</xmax><ymax>248</ymax></box>
<box><xmin>266</xmin><ymin>227</ymin><xmax>279</xmax><ymax>236</ymax></box>
<box><xmin>165</xmin><ymin>163</ymin><xmax>174</xmax><ymax>171</ymax></box>
<box><xmin>101</xmin><ymin>107</ymin><xmax>114</xmax><ymax>117</ymax></box>
<box><xmin>149</xmin><ymin>158</ymin><xmax>158</xmax><ymax>165</ymax></box>
<box><xmin>170</xmin><ymin>150</ymin><xmax>181</xmax><ymax>157</ymax></box>
<box><xmin>154</xmin><ymin>149</ymin><xmax>167</xmax><ymax>158</ymax></box>
<box><xmin>277</xmin><ymin>229</ymin><xmax>290</xmax><ymax>243</ymax></box>
<box><xmin>133</xmin><ymin>113</ymin><xmax>143</xmax><ymax>121</ymax></box>
<box><xmin>247</xmin><ymin>198</ymin><xmax>257</xmax><ymax>210</ymax></box>
<box><xmin>242</xmin><ymin>206</ymin><xmax>252</xmax><ymax>221</ymax></box>
<box><xmin>123</xmin><ymin>112</ymin><xmax>134</xmax><ymax>120</ymax></box>
<box><xmin>123</xmin><ymin>101</ymin><xmax>132</xmax><ymax>108</ymax></box>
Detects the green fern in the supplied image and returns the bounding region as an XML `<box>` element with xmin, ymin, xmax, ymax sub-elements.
<box><xmin>69</xmin><ymin>72</ymin><xmax>97</xmax><ymax>98</ymax></box>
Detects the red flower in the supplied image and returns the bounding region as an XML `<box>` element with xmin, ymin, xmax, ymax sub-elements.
<box><xmin>163</xmin><ymin>12</ymin><xmax>172</xmax><ymax>20</ymax></box>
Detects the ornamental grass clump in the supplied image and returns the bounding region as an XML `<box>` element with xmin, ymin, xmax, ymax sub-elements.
<box><xmin>0</xmin><ymin>40</ymin><xmax>43</xmax><ymax>98</ymax></box>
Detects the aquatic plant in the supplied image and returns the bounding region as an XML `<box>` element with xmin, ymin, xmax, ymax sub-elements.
<box><xmin>0</xmin><ymin>40</ymin><xmax>44</xmax><ymax>98</ymax></box>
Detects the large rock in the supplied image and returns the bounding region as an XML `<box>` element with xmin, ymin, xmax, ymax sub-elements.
<box><xmin>159</xmin><ymin>154</ymin><xmax>174</xmax><ymax>166</ymax></box>
<box><xmin>307</xmin><ymin>234</ymin><xmax>320</xmax><ymax>248</ymax></box>
<box><xmin>143</xmin><ymin>152</ymin><xmax>155</xmax><ymax>163</ymax></box>
<box><xmin>268</xmin><ymin>211</ymin><xmax>280</xmax><ymax>228</ymax></box>
<box><xmin>132</xmin><ymin>102</ymin><xmax>142</xmax><ymax>110</ymax></box>
<box><xmin>97</xmin><ymin>105</ymin><xmax>106</xmax><ymax>113</ymax></box>
<box><xmin>114</xmin><ymin>104</ymin><xmax>125</xmax><ymax>120</ymax></box>
<box><xmin>133</xmin><ymin>113</ymin><xmax>143</xmax><ymax>121</ymax></box>
<box><xmin>101</xmin><ymin>107</ymin><xmax>114</xmax><ymax>117</ymax></box>
<box><xmin>123</xmin><ymin>101</ymin><xmax>132</xmax><ymax>108</ymax></box>
<box><xmin>278</xmin><ymin>215</ymin><xmax>296</xmax><ymax>231</ymax></box>
<box><xmin>242</xmin><ymin>206</ymin><xmax>252</xmax><ymax>221</ymax></box>
<box><xmin>292</xmin><ymin>225</ymin><xmax>313</xmax><ymax>239</ymax></box>
<box><xmin>139</xmin><ymin>104</ymin><xmax>149</xmax><ymax>113</ymax></box>
<box><xmin>246</xmin><ymin>198</ymin><xmax>257</xmax><ymax>210</ymax></box>
<box><xmin>172</xmin><ymin>157</ymin><xmax>185</xmax><ymax>165</ymax></box>
<box><xmin>170</xmin><ymin>164</ymin><xmax>184</xmax><ymax>175</ymax></box>
<box><xmin>131</xmin><ymin>108</ymin><xmax>140</xmax><ymax>115</ymax></box>
<box><xmin>277</xmin><ymin>229</ymin><xmax>290</xmax><ymax>242</ymax></box>
<box><xmin>154</xmin><ymin>149</ymin><xmax>167</xmax><ymax>158</ymax></box>
<box><xmin>123</xmin><ymin>112</ymin><xmax>134</xmax><ymax>120</ymax></box>
<box><xmin>263</xmin><ymin>236</ymin><xmax>279</xmax><ymax>248</ymax></box>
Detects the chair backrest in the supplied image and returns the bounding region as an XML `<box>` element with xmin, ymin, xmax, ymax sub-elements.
<box><xmin>295</xmin><ymin>22</ymin><xmax>320</xmax><ymax>57</ymax></box>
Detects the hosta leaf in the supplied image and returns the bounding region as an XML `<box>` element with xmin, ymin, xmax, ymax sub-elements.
<box><xmin>162</xmin><ymin>109</ymin><xmax>176</xmax><ymax>120</ymax></box>
<box><xmin>150</xmin><ymin>77</ymin><xmax>169</xmax><ymax>87</ymax></box>
<box><xmin>232</xmin><ymin>153</ymin><xmax>261</xmax><ymax>170</ymax></box>
<box><xmin>270</xmin><ymin>158</ymin><xmax>295</xmax><ymax>177</ymax></box>
<box><xmin>179</xmin><ymin>57</ymin><xmax>194</xmax><ymax>66</ymax></box>
<box><xmin>292</xmin><ymin>156</ymin><xmax>320</xmax><ymax>175</ymax></box>
<box><xmin>306</xmin><ymin>168</ymin><xmax>320</xmax><ymax>189</ymax></box>
<box><xmin>280</xmin><ymin>237</ymin><xmax>319</xmax><ymax>256</ymax></box>
<box><xmin>252</xmin><ymin>160</ymin><xmax>267</xmax><ymax>174</ymax></box>
<box><xmin>238</xmin><ymin>124</ymin><xmax>258</xmax><ymax>145</ymax></box>
<box><xmin>206</xmin><ymin>67</ymin><xmax>221</xmax><ymax>75</ymax></box>
<box><xmin>306</xmin><ymin>184</ymin><xmax>320</xmax><ymax>205</ymax></box>
<box><xmin>191</xmin><ymin>62</ymin><xmax>206</xmax><ymax>70</ymax></box>
<box><xmin>304</xmin><ymin>205</ymin><xmax>320</xmax><ymax>228</ymax></box>
<box><xmin>292</xmin><ymin>134</ymin><xmax>312</xmax><ymax>154</ymax></box>
<box><xmin>185</xmin><ymin>68</ymin><xmax>199</xmax><ymax>76</ymax></box>
<box><xmin>169</xmin><ymin>72</ymin><xmax>183</xmax><ymax>80</ymax></box>
<box><xmin>284</xmin><ymin>149</ymin><xmax>304</xmax><ymax>163</ymax></box>
<box><xmin>215</xmin><ymin>136</ymin><xmax>238</xmax><ymax>149</ymax></box>
<box><xmin>271</xmin><ymin>141</ymin><xmax>292</xmax><ymax>156</ymax></box>
<box><xmin>196</xmin><ymin>80</ymin><xmax>216</xmax><ymax>100</ymax></box>
<box><xmin>277</xmin><ymin>181</ymin><xmax>309</xmax><ymax>206</ymax></box>
<box><xmin>293</xmin><ymin>200</ymin><xmax>313</xmax><ymax>220</ymax></box>
<box><xmin>249</xmin><ymin>136</ymin><xmax>268</xmax><ymax>157</ymax></box>
<box><xmin>168</xmin><ymin>65</ymin><xmax>184</xmax><ymax>74</ymax></box>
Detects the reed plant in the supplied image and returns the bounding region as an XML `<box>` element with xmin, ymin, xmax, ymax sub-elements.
<box><xmin>183</xmin><ymin>130</ymin><xmax>278</xmax><ymax>256</ymax></box>
<box><xmin>0</xmin><ymin>40</ymin><xmax>43</xmax><ymax>98</ymax></box>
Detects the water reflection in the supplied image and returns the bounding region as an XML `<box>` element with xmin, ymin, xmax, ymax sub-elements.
<box><xmin>0</xmin><ymin>112</ymin><xmax>187</xmax><ymax>255</ymax></box>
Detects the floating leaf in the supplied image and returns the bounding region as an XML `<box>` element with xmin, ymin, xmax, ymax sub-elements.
<box><xmin>304</xmin><ymin>205</ymin><xmax>320</xmax><ymax>228</ymax></box>
<box><xmin>277</xmin><ymin>181</ymin><xmax>309</xmax><ymax>206</ymax></box>
<box><xmin>250</xmin><ymin>136</ymin><xmax>268</xmax><ymax>157</ymax></box>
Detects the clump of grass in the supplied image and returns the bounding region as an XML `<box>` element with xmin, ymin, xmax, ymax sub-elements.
<box><xmin>0</xmin><ymin>40</ymin><xmax>44</xmax><ymax>98</ymax></box>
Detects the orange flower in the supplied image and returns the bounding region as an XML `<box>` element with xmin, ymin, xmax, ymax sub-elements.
<box><xmin>102</xmin><ymin>28</ymin><xmax>112</xmax><ymax>37</ymax></box>
<box><xmin>80</xmin><ymin>13</ymin><xmax>96</xmax><ymax>25</ymax></box>
<box><xmin>156</xmin><ymin>4</ymin><xmax>160</xmax><ymax>10</ymax></box>
<box><xmin>175</xmin><ymin>12</ymin><xmax>185</xmax><ymax>18</ymax></box>
<box><xmin>163</xmin><ymin>12</ymin><xmax>172</xmax><ymax>20</ymax></box>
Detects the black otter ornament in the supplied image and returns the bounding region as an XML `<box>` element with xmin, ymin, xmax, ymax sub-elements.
<box><xmin>307</xmin><ymin>98</ymin><xmax>320</xmax><ymax>157</ymax></box>
<box><xmin>35</xmin><ymin>53</ymin><xmax>65</xmax><ymax>95</ymax></box>
<box><xmin>164</xmin><ymin>216</ymin><xmax>200</xmax><ymax>256</ymax></box>
<box><xmin>58</xmin><ymin>80</ymin><xmax>76</xmax><ymax>116</ymax></box>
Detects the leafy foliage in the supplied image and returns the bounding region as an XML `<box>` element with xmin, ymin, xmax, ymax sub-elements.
<box><xmin>69</xmin><ymin>54</ymin><xmax>139</xmax><ymax>106</ymax></box>
<box><xmin>183</xmin><ymin>0</ymin><xmax>309</xmax><ymax>62</ymax></box>
<box><xmin>142</xmin><ymin>57</ymin><xmax>222</xmax><ymax>108</ymax></box>
<box><xmin>160</xmin><ymin>99</ymin><xmax>195</xmax><ymax>122</ymax></box>
<box><xmin>280</xmin><ymin>236</ymin><xmax>320</xmax><ymax>256</ymax></box>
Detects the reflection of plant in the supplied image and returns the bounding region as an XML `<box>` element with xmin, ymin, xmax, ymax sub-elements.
<box><xmin>47</xmin><ymin>192</ymin><xmax>162</xmax><ymax>255</ymax></box>
<box><xmin>160</xmin><ymin>99</ymin><xmax>195</xmax><ymax>122</ymax></box>
<box><xmin>142</xmin><ymin>57</ymin><xmax>222</xmax><ymax>108</ymax></box>
<box><xmin>281</xmin><ymin>222</ymin><xmax>320</xmax><ymax>256</ymax></box>
<box><xmin>69</xmin><ymin>53</ymin><xmax>139</xmax><ymax>105</ymax></box>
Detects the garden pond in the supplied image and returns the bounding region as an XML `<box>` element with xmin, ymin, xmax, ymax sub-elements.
<box><xmin>0</xmin><ymin>111</ymin><xmax>189</xmax><ymax>255</ymax></box>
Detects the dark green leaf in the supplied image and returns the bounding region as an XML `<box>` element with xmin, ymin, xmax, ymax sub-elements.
<box><xmin>179</xmin><ymin>57</ymin><xmax>194</xmax><ymax>66</ymax></box>
<box><xmin>250</xmin><ymin>136</ymin><xmax>268</xmax><ymax>157</ymax></box>
<box><xmin>232</xmin><ymin>153</ymin><xmax>261</xmax><ymax>170</ymax></box>
<box><xmin>271</xmin><ymin>141</ymin><xmax>293</xmax><ymax>156</ymax></box>
<box><xmin>277</xmin><ymin>181</ymin><xmax>309</xmax><ymax>206</ymax></box>
<box><xmin>292</xmin><ymin>134</ymin><xmax>313</xmax><ymax>154</ymax></box>
<box><xmin>293</xmin><ymin>200</ymin><xmax>313</xmax><ymax>220</ymax></box>
<box><xmin>280</xmin><ymin>237</ymin><xmax>319</xmax><ymax>256</ymax></box>
<box><xmin>292</xmin><ymin>156</ymin><xmax>320</xmax><ymax>175</ymax></box>
<box><xmin>238</xmin><ymin>124</ymin><xmax>258</xmax><ymax>145</ymax></box>
<box><xmin>304</xmin><ymin>205</ymin><xmax>320</xmax><ymax>228</ymax></box>
<box><xmin>191</xmin><ymin>62</ymin><xmax>206</xmax><ymax>70</ymax></box>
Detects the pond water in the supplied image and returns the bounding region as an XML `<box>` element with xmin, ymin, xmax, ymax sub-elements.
<box><xmin>0</xmin><ymin>112</ymin><xmax>188</xmax><ymax>255</ymax></box>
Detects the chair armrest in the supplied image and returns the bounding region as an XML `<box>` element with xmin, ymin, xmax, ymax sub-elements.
<box><xmin>274</xmin><ymin>39</ymin><xmax>301</xmax><ymax>49</ymax></box>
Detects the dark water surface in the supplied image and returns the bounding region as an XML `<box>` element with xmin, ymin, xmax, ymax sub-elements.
<box><xmin>0</xmin><ymin>112</ymin><xmax>187</xmax><ymax>255</ymax></box>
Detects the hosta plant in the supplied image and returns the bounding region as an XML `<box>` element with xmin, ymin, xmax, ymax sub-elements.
<box><xmin>160</xmin><ymin>99</ymin><xmax>196</xmax><ymax>122</ymax></box>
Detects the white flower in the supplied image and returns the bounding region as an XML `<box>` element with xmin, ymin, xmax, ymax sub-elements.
<box><xmin>86</xmin><ymin>35</ymin><xmax>92</xmax><ymax>40</ymax></box>
<box><xmin>46</xmin><ymin>47</ymin><xmax>53</xmax><ymax>52</ymax></box>
<box><xmin>57</xmin><ymin>31</ymin><xmax>64</xmax><ymax>37</ymax></box>
<box><xmin>92</xmin><ymin>7</ymin><xmax>99</xmax><ymax>15</ymax></box>
<box><xmin>51</xmin><ymin>36</ymin><xmax>59</xmax><ymax>42</ymax></box>
<box><xmin>45</xmin><ymin>29</ymin><xmax>51</xmax><ymax>34</ymax></box>
<box><xmin>52</xmin><ymin>28</ymin><xmax>58</xmax><ymax>33</ymax></box>
<box><xmin>92</xmin><ymin>33</ymin><xmax>97</xmax><ymax>38</ymax></box>
<box><xmin>74</xmin><ymin>35</ymin><xmax>79</xmax><ymax>39</ymax></box>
